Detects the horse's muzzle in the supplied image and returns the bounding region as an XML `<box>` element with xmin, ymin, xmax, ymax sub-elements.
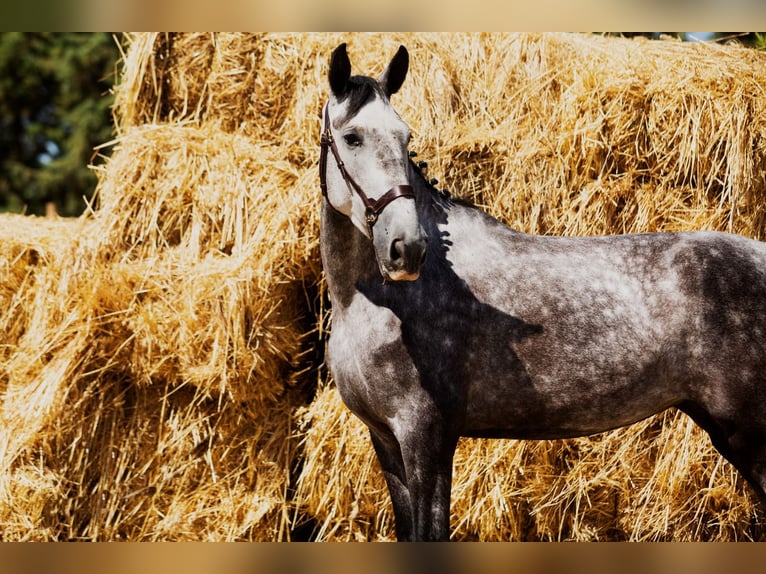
<box><xmin>378</xmin><ymin>226</ymin><xmax>428</xmax><ymax>282</ymax></box>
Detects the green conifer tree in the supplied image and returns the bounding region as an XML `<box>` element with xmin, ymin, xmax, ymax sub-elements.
<box><xmin>0</xmin><ymin>33</ymin><xmax>119</xmax><ymax>216</ymax></box>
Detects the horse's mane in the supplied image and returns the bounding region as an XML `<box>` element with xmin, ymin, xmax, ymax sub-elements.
<box><xmin>409</xmin><ymin>157</ymin><xmax>477</xmax><ymax>210</ymax></box>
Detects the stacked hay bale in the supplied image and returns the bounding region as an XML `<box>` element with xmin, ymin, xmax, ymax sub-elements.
<box><xmin>0</xmin><ymin>32</ymin><xmax>326</xmax><ymax>541</ymax></box>
<box><xmin>1</xmin><ymin>32</ymin><xmax>766</xmax><ymax>541</ymax></box>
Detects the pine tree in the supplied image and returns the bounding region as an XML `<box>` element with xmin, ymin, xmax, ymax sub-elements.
<box><xmin>0</xmin><ymin>33</ymin><xmax>119</xmax><ymax>216</ymax></box>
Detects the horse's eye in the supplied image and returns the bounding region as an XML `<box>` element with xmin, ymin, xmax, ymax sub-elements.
<box><xmin>343</xmin><ymin>133</ymin><xmax>362</xmax><ymax>147</ymax></box>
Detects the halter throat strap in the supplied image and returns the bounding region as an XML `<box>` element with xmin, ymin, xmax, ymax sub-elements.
<box><xmin>319</xmin><ymin>104</ymin><xmax>415</xmax><ymax>229</ymax></box>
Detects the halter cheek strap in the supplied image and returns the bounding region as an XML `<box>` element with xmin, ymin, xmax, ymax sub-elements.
<box><xmin>319</xmin><ymin>104</ymin><xmax>415</xmax><ymax>230</ymax></box>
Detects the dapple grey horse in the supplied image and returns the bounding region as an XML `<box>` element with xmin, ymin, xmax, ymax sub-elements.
<box><xmin>320</xmin><ymin>42</ymin><xmax>766</xmax><ymax>541</ymax></box>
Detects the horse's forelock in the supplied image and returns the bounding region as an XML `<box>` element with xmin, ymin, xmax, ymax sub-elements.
<box><xmin>335</xmin><ymin>75</ymin><xmax>386</xmax><ymax>122</ymax></box>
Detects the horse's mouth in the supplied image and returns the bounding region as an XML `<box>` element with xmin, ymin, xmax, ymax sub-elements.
<box><xmin>383</xmin><ymin>269</ymin><xmax>421</xmax><ymax>282</ymax></box>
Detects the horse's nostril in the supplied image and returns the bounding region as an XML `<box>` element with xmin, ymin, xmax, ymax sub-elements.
<box><xmin>390</xmin><ymin>238</ymin><xmax>404</xmax><ymax>262</ymax></box>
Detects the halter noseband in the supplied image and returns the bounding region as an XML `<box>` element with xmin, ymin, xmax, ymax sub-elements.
<box><xmin>319</xmin><ymin>104</ymin><xmax>415</xmax><ymax>231</ymax></box>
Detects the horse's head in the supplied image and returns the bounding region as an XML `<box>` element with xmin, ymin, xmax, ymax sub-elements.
<box><xmin>321</xmin><ymin>43</ymin><xmax>427</xmax><ymax>282</ymax></box>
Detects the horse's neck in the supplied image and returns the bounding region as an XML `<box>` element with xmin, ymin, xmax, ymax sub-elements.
<box><xmin>320</xmin><ymin>199</ymin><xmax>381</xmax><ymax>309</ymax></box>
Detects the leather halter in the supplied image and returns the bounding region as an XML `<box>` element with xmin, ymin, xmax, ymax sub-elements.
<box><xmin>319</xmin><ymin>104</ymin><xmax>415</xmax><ymax>231</ymax></box>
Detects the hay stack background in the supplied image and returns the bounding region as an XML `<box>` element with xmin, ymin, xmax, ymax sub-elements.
<box><xmin>2</xmin><ymin>32</ymin><xmax>766</xmax><ymax>541</ymax></box>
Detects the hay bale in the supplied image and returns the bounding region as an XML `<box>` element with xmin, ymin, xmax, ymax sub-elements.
<box><xmin>90</xmin><ymin>124</ymin><xmax>318</xmax><ymax>406</ymax></box>
<box><xmin>2</xmin><ymin>32</ymin><xmax>766</xmax><ymax>541</ymax></box>
<box><xmin>399</xmin><ymin>33</ymin><xmax>766</xmax><ymax>237</ymax></box>
<box><xmin>0</xmin><ymin>215</ymin><xmax>85</xmax><ymax>364</ymax></box>
<box><xmin>1</xmin><ymin>34</ymin><xmax>323</xmax><ymax>540</ymax></box>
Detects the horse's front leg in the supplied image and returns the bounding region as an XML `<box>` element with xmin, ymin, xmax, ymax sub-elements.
<box><xmin>369</xmin><ymin>427</ymin><xmax>414</xmax><ymax>540</ymax></box>
<box><xmin>397</xmin><ymin>416</ymin><xmax>458</xmax><ymax>541</ymax></box>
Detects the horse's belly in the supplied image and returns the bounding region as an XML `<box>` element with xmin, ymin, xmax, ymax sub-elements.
<box><xmin>463</xmin><ymin>390</ymin><xmax>680</xmax><ymax>440</ymax></box>
<box><xmin>462</xmin><ymin>349</ymin><xmax>683</xmax><ymax>439</ymax></box>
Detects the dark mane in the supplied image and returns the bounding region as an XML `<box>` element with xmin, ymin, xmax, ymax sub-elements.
<box><xmin>337</xmin><ymin>75</ymin><xmax>386</xmax><ymax>120</ymax></box>
<box><xmin>409</xmin><ymin>158</ymin><xmax>477</xmax><ymax>209</ymax></box>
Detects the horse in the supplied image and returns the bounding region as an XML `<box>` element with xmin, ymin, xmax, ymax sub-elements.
<box><xmin>319</xmin><ymin>42</ymin><xmax>766</xmax><ymax>541</ymax></box>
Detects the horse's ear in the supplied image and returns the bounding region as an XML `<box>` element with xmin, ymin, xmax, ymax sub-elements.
<box><xmin>378</xmin><ymin>45</ymin><xmax>409</xmax><ymax>97</ymax></box>
<box><xmin>329</xmin><ymin>43</ymin><xmax>351</xmax><ymax>97</ymax></box>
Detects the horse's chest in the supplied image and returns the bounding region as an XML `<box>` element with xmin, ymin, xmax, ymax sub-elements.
<box><xmin>327</xmin><ymin>298</ymin><xmax>420</xmax><ymax>417</ymax></box>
